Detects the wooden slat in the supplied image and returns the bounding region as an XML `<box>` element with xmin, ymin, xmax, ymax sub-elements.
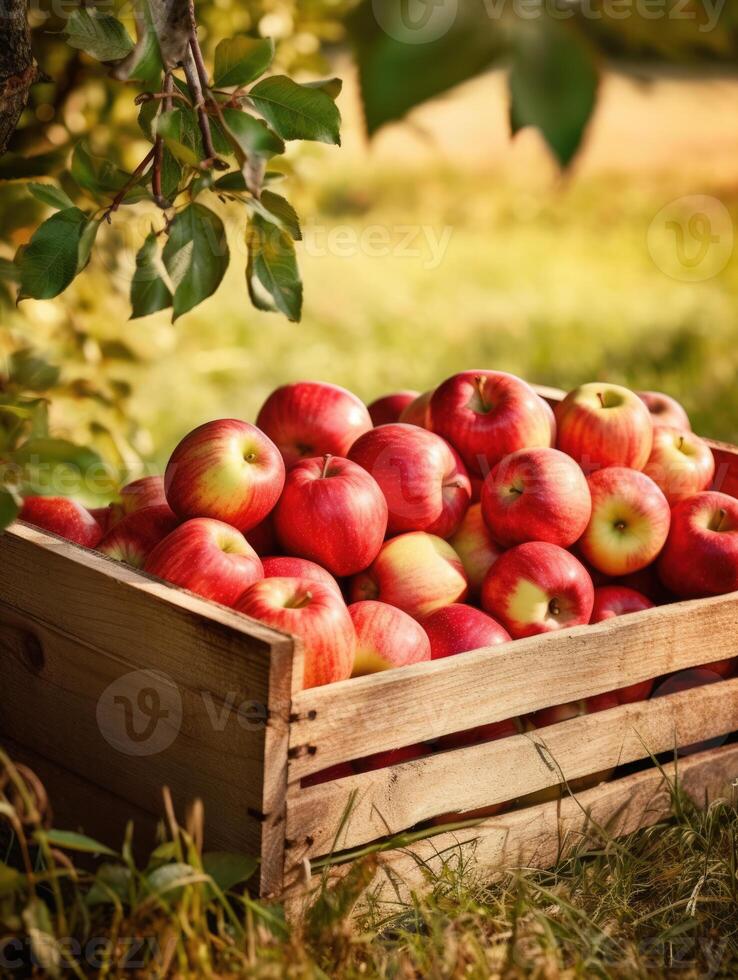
<box><xmin>287</xmin><ymin>677</ymin><xmax>738</xmax><ymax>860</ymax></box>
<box><xmin>290</xmin><ymin>743</ymin><xmax>738</xmax><ymax>906</ymax></box>
<box><xmin>289</xmin><ymin>592</ymin><xmax>738</xmax><ymax>778</ymax></box>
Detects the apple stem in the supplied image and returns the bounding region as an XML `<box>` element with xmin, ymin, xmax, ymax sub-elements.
<box><xmin>614</xmin><ymin>520</ymin><xmax>627</xmax><ymax>532</ymax></box>
<box><xmin>715</xmin><ymin>508</ymin><xmax>728</xmax><ymax>532</ymax></box>
<box><xmin>474</xmin><ymin>375</ymin><xmax>489</xmax><ymax>412</ymax></box>
<box><xmin>597</xmin><ymin>391</ymin><xmax>605</xmax><ymax>409</ymax></box>
<box><xmin>321</xmin><ymin>454</ymin><xmax>332</xmax><ymax>479</ymax></box>
<box><xmin>548</xmin><ymin>598</ymin><xmax>561</xmax><ymax>617</ymax></box>
<box><xmin>678</xmin><ymin>435</ymin><xmax>684</xmax><ymax>452</ymax></box>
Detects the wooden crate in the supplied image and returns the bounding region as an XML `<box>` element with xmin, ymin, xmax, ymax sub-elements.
<box><xmin>1</xmin><ymin>390</ymin><xmax>738</xmax><ymax>907</ymax></box>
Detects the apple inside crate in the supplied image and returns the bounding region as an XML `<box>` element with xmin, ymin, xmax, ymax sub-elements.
<box><xmin>0</xmin><ymin>385</ymin><xmax>737</xmax><ymax>908</ymax></box>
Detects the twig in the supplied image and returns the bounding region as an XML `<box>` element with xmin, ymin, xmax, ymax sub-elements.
<box><xmin>103</xmin><ymin>147</ymin><xmax>155</xmax><ymax>222</ymax></box>
<box><xmin>152</xmin><ymin>72</ymin><xmax>174</xmax><ymax>208</ymax></box>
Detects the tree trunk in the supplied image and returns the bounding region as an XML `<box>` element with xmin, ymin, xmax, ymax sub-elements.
<box><xmin>0</xmin><ymin>0</ymin><xmax>35</xmax><ymax>157</ymax></box>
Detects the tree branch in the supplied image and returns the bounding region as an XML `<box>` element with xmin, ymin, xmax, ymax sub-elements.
<box><xmin>0</xmin><ymin>0</ymin><xmax>38</xmax><ymax>157</ymax></box>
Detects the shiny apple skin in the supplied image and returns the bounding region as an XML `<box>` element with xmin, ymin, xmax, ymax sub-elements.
<box><xmin>555</xmin><ymin>382</ymin><xmax>654</xmax><ymax>472</ymax></box>
<box><xmin>349</xmin><ymin>532</ymin><xmax>468</xmax><ymax>620</ymax></box>
<box><xmin>349</xmin><ymin>600</ymin><xmax>431</xmax><ymax>675</ymax></box>
<box><xmin>120</xmin><ymin>475</ymin><xmax>169</xmax><ymax>515</ymax></box>
<box><xmin>578</xmin><ymin>467</ymin><xmax>671</xmax><ymax>577</ymax></box>
<box><xmin>420</xmin><ymin>603</ymin><xmax>510</xmax><ymax>659</ymax></box>
<box><xmin>429</xmin><ymin>371</ymin><xmax>552</xmax><ymax>477</ymax></box>
<box><xmin>367</xmin><ymin>390</ymin><xmax>419</xmax><ymax>426</ymax></box>
<box><xmin>643</xmin><ymin>425</ymin><xmax>715</xmax><ymax>505</ymax></box>
<box><xmin>19</xmin><ymin>496</ymin><xmax>102</xmax><ymax>548</ymax></box>
<box><xmin>638</xmin><ymin>390</ymin><xmax>691</xmax><ymax>431</ymax></box>
<box><xmin>256</xmin><ymin>381</ymin><xmax>372</xmax><ymax>468</ymax></box>
<box><xmin>98</xmin><ymin>505</ymin><xmax>179</xmax><ymax>568</ymax></box>
<box><xmin>590</xmin><ymin>585</ymin><xmax>654</xmax><ymax>623</ymax></box>
<box><xmin>481</xmin><ymin>541</ymin><xmax>594</xmax><ymax>639</ymax></box>
<box><xmin>236</xmin><ymin>576</ymin><xmax>355</xmax><ymax>689</ymax></box>
<box><xmin>448</xmin><ymin>503</ymin><xmax>504</xmax><ymax>599</ymax></box>
<box><xmin>165</xmin><ymin>419</ymin><xmax>285</xmax><ymax>532</ymax></box>
<box><xmin>144</xmin><ymin>518</ymin><xmax>263</xmax><ymax>606</ymax></box>
<box><xmin>398</xmin><ymin>389</ymin><xmax>433</xmax><ymax>428</ymax></box>
<box><xmin>262</xmin><ymin>556</ymin><xmax>342</xmax><ymax>598</ymax></box>
<box><xmin>348</xmin><ymin>423</ymin><xmax>471</xmax><ymax>538</ymax></box>
<box><xmin>274</xmin><ymin>455</ymin><xmax>387</xmax><ymax>576</ymax></box>
<box><xmin>658</xmin><ymin>491</ymin><xmax>738</xmax><ymax>598</ymax></box>
<box><xmin>481</xmin><ymin>447</ymin><xmax>591</xmax><ymax>549</ymax></box>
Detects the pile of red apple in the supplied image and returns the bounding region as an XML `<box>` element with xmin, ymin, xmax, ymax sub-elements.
<box><xmin>18</xmin><ymin>373</ymin><xmax>738</xmax><ymax>784</ymax></box>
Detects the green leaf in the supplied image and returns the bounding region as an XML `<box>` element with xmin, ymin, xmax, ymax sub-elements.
<box><xmin>38</xmin><ymin>829</ymin><xmax>117</xmax><ymax>856</ymax></box>
<box><xmin>156</xmin><ymin>109</ymin><xmax>202</xmax><ymax>167</ymax></box>
<box><xmin>253</xmin><ymin>190</ymin><xmax>301</xmax><ymax>241</ymax></box>
<box><xmin>71</xmin><ymin>141</ymin><xmax>146</xmax><ymax>201</ymax></box>
<box><xmin>160</xmin><ymin>148</ymin><xmax>182</xmax><ymax>203</ymax></box>
<box><xmin>17</xmin><ymin>208</ymin><xmax>96</xmax><ymax>300</ymax></box>
<box><xmin>65</xmin><ymin>9</ymin><xmax>134</xmax><ymax>62</ymax></box>
<box><xmin>86</xmin><ymin>864</ymin><xmax>132</xmax><ymax>906</ymax></box>
<box><xmin>14</xmin><ymin>437</ymin><xmax>102</xmax><ymax>474</ymax></box>
<box><xmin>131</xmin><ymin>232</ymin><xmax>172</xmax><ymax>319</ymax></box>
<box><xmin>145</xmin><ymin>862</ymin><xmax>197</xmax><ymax>901</ymax></box>
<box><xmin>213</xmin><ymin>36</ymin><xmax>275</xmax><ymax>88</ymax></box>
<box><xmin>221</xmin><ymin>108</ymin><xmax>285</xmax><ymax>159</ymax></box>
<box><xmin>249</xmin><ymin>75</ymin><xmax>341</xmax><ymax>145</ymax></box>
<box><xmin>202</xmin><ymin>852</ymin><xmax>257</xmax><ymax>892</ymax></box>
<box><xmin>137</xmin><ymin>99</ymin><xmax>159</xmax><ymax>140</ymax></box>
<box><xmin>114</xmin><ymin>1</ymin><xmax>163</xmax><ymax>90</ymax></box>
<box><xmin>246</xmin><ymin>213</ymin><xmax>302</xmax><ymax>321</ymax></box>
<box><xmin>8</xmin><ymin>349</ymin><xmax>60</xmax><ymax>391</ymax></box>
<box><xmin>509</xmin><ymin>22</ymin><xmax>600</xmax><ymax>168</ymax></box>
<box><xmin>0</xmin><ymin>862</ymin><xmax>24</xmax><ymax>898</ymax></box>
<box><xmin>303</xmin><ymin>77</ymin><xmax>343</xmax><ymax>100</ymax></box>
<box><xmin>0</xmin><ymin>488</ymin><xmax>21</xmax><ymax>531</ymax></box>
<box><xmin>77</xmin><ymin>217</ymin><xmax>101</xmax><ymax>272</ymax></box>
<box><xmin>162</xmin><ymin>204</ymin><xmax>229</xmax><ymax>319</ymax></box>
<box><xmin>27</xmin><ymin>183</ymin><xmax>75</xmax><ymax>211</ymax></box>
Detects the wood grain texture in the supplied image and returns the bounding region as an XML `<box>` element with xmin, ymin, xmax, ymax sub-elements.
<box><xmin>287</xmin><ymin>678</ymin><xmax>738</xmax><ymax>861</ymax></box>
<box><xmin>289</xmin><ymin>591</ymin><xmax>738</xmax><ymax>778</ymax></box>
<box><xmin>289</xmin><ymin>744</ymin><xmax>738</xmax><ymax>906</ymax></box>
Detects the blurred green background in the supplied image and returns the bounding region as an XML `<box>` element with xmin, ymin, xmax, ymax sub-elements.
<box><xmin>2</xmin><ymin>0</ymin><xmax>738</xmax><ymax>482</ymax></box>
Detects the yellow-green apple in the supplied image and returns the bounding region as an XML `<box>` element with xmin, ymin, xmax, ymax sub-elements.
<box><xmin>353</xmin><ymin>742</ymin><xmax>429</xmax><ymax>773</ymax></box>
<box><xmin>262</xmin><ymin>556</ymin><xmax>342</xmax><ymax>598</ymax></box>
<box><xmin>436</xmin><ymin>715</ymin><xmax>522</xmax><ymax>753</ymax></box>
<box><xmin>350</xmin><ymin>532</ymin><xmax>468</xmax><ymax>619</ymax></box>
<box><xmin>245</xmin><ymin>514</ymin><xmax>277</xmax><ymax>556</ymax></box>
<box><xmin>398</xmin><ymin>389</ymin><xmax>433</xmax><ymax>428</ymax></box>
<box><xmin>638</xmin><ymin>390</ymin><xmax>691</xmax><ymax>431</ymax></box>
<box><xmin>273</xmin><ymin>455</ymin><xmax>387</xmax><ymax>576</ymax></box>
<box><xmin>448</xmin><ymin>503</ymin><xmax>504</xmax><ymax>599</ymax></box>
<box><xmin>348</xmin><ymin>423</ymin><xmax>471</xmax><ymax>538</ymax></box>
<box><xmin>658</xmin><ymin>491</ymin><xmax>738</xmax><ymax>598</ymax></box>
<box><xmin>420</xmin><ymin>603</ymin><xmax>510</xmax><ymax>660</ymax></box>
<box><xmin>301</xmin><ymin>762</ymin><xmax>354</xmax><ymax>788</ymax></box>
<box><xmin>481</xmin><ymin>541</ymin><xmax>594</xmax><ymax>639</ymax></box>
<box><xmin>98</xmin><ymin>505</ymin><xmax>179</xmax><ymax>568</ymax></box>
<box><xmin>643</xmin><ymin>426</ymin><xmax>715</xmax><ymax>505</ymax></box>
<box><xmin>429</xmin><ymin>371</ymin><xmax>552</xmax><ymax>477</ymax></box>
<box><xmin>144</xmin><ymin>518</ymin><xmax>263</xmax><ymax>606</ymax></box>
<box><xmin>555</xmin><ymin>382</ymin><xmax>653</xmax><ymax>472</ymax></box>
<box><xmin>590</xmin><ymin>585</ymin><xmax>654</xmax><ymax>623</ymax></box>
<box><xmin>165</xmin><ymin>419</ymin><xmax>284</xmax><ymax>532</ymax></box>
<box><xmin>578</xmin><ymin>468</ymin><xmax>671</xmax><ymax>576</ymax></box>
<box><xmin>20</xmin><ymin>496</ymin><xmax>102</xmax><ymax>548</ymax></box>
<box><xmin>120</xmin><ymin>475</ymin><xmax>169</xmax><ymax>515</ymax></box>
<box><xmin>481</xmin><ymin>447</ymin><xmax>591</xmax><ymax>548</ymax></box>
<box><xmin>235</xmin><ymin>576</ymin><xmax>355</xmax><ymax>689</ymax></box>
<box><xmin>256</xmin><ymin>381</ymin><xmax>372</xmax><ymax>467</ymax></box>
<box><xmin>349</xmin><ymin>600</ymin><xmax>431</xmax><ymax>675</ymax></box>
<box><xmin>367</xmin><ymin>390</ymin><xmax>419</xmax><ymax>426</ymax></box>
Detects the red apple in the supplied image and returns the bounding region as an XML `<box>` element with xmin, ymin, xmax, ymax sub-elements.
<box><xmin>436</xmin><ymin>715</ymin><xmax>522</xmax><ymax>752</ymax></box>
<box><xmin>616</xmin><ymin>564</ymin><xmax>673</xmax><ymax>605</ymax></box>
<box><xmin>350</xmin><ymin>532</ymin><xmax>468</xmax><ymax>619</ymax></box>
<box><xmin>470</xmin><ymin>475</ymin><xmax>484</xmax><ymax>503</ymax></box>
<box><xmin>97</xmin><ymin>505</ymin><xmax>179</xmax><ymax>568</ymax></box>
<box><xmin>301</xmin><ymin>762</ymin><xmax>354</xmax><ymax>788</ymax></box>
<box><xmin>697</xmin><ymin>658</ymin><xmax>735</xmax><ymax>678</ymax></box>
<box><xmin>349</xmin><ymin>600</ymin><xmax>431</xmax><ymax>675</ymax></box>
<box><xmin>617</xmin><ymin>679</ymin><xmax>654</xmax><ymax>704</ymax></box>
<box><xmin>144</xmin><ymin>518</ymin><xmax>263</xmax><ymax>606</ymax></box>
<box><xmin>367</xmin><ymin>390</ymin><xmax>419</xmax><ymax>426</ymax></box>
<box><xmin>532</xmin><ymin>691</ymin><xmax>619</xmax><ymax>729</ymax></box>
<box><xmin>261</xmin><ymin>556</ymin><xmax>342</xmax><ymax>597</ymax></box>
<box><xmin>555</xmin><ymin>382</ymin><xmax>653</xmax><ymax>472</ymax></box>
<box><xmin>481</xmin><ymin>448</ymin><xmax>591</xmax><ymax>549</ymax></box>
<box><xmin>651</xmin><ymin>669</ymin><xmax>724</xmax><ymax>755</ymax></box>
<box><xmin>578</xmin><ymin>468</ymin><xmax>671</xmax><ymax>577</ymax></box>
<box><xmin>89</xmin><ymin>506</ymin><xmax>118</xmax><ymax>537</ymax></box>
<box><xmin>429</xmin><ymin>371</ymin><xmax>552</xmax><ymax>477</ymax></box>
<box><xmin>19</xmin><ymin>496</ymin><xmax>102</xmax><ymax>548</ymax></box>
<box><xmin>235</xmin><ymin>576</ymin><xmax>355</xmax><ymax>689</ymax></box>
<box><xmin>590</xmin><ymin>585</ymin><xmax>654</xmax><ymax>623</ymax></box>
<box><xmin>120</xmin><ymin>476</ymin><xmax>169</xmax><ymax>515</ymax></box>
<box><xmin>256</xmin><ymin>381</ymin><xmax>372</xmax><ymax>468</ymax></box>
<box><xmin>353</xmin><ymin>742</ymin><xmax>429</xmax><ymax>773</ymax></box>
<box><xmin>420</xmin><ymin>603</ymin><xmax>511</xmax><ymax>659</ymax></box>
<box><xmin>273</xmin><ymin>455</ymin><xmax>387</xmax><ymax>576</ymax></box>
<box><xmin>348</xmin><ymin>423</ymin><xmax>471</xmax><ymax>538</ymax></box>
<box><xmin>643</xmin><ymin>426</ymin><xmax>715</xmax><ymax>505</ymax></box>
<box><xmin>447</xmin><ymin>502</ymin><xmax>504</xmax><ymax>598</ymax></box>
<box><xmin>658</xmin><ymin>491</ymin><xmax>738</xmax><ymax>598</ymax></box>
<box><xmin>398</xmin><ymin>389</ymin><xmax>433</xmax><ymax>428</ymax></box>
<box><xmin>638</xmin><ymin>390</ymin><xmax>691</xmax><ymax>431</ymax></box>
<box><xmin>165</xmin><ymin>419</ymin><xmax>284</xmax><ymax>532</ymax></box>
<box><xmin>245</xmin><ymin>514</ymin><xmax>277</xmax><ymax>556</ymax></box>
<box><xmin>481</xmin><ymin>541</ymin><xmax>594</xmax><ymax>639</ymax></box>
